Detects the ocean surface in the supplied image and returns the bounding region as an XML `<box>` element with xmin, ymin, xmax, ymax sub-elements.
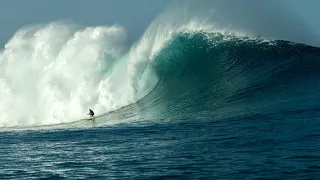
<box><xmin>1</xmin><ymin>1</ymin><xmax>320</xmax><ymax>179</ymax></box>
<box><xmin>1</xmin><ymin>113</ymin><xmax>320</xmax><ymax>179</ymax></box>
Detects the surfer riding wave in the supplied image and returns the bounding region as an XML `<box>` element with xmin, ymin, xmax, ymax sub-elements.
<box><xmin>87</xmin><ymin>109</ymin><xmax>94</xmax><ymax>118</ymax></box>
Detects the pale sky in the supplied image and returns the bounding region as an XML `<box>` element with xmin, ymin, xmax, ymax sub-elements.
<box><xmin>0</xmin><ymin>0</ymin><xmax>319</xmax><ymax>46</ymax></box>
<box><xmin>0</xmin><ymin>0</ymin><xmax>174</xmax><ymax>45</ymax></box>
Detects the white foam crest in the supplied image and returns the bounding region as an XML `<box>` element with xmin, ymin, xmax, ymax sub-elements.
<box><xmin>0</xmin><ymin>22</ymin><xmax>130</xmax><ymax>127</ymax></box>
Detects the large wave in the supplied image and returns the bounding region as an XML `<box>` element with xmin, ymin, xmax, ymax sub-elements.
<box><xmin>101</xmin><ymin>33</ymin><xmax>320</xmax><ymax>124</ymax></box>
<box><xmin>1</xmin><ymin>0</ymin><xmax>320</xmax><ymax>128</ymax></box>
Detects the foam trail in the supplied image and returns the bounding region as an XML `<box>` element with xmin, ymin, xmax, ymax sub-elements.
<box><xmin>0</xmin><ymin>22</ymin><xmax>131</xmax><ymax>127</ymax></box>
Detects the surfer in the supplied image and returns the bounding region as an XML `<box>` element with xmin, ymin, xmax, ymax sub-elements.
<box><xmin>88</xmin><ymin>109</ymin><xmax>95</xmax><ymax>118</ymax></box>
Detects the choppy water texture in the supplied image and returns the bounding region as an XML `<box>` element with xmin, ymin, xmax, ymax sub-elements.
<box><xmin>1</xmin><ymin>113</ymin><xmax>320</xmax><ymax>179</ymax></box>
<box><xmin>1</xmin><ymin>0</ymin><xmax>320</xmax><ymax>179</ymax></box>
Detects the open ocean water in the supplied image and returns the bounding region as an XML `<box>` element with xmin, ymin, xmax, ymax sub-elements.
<box><xmin>1</xmin><ymin>112</ymin><xmax>320</xmax><ymax>179</ymax></box>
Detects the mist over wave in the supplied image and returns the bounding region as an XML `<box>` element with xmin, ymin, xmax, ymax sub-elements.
<box><xmin>1</xmin><ymin>0</ymin><xmax>320</xmax><ymax>128</ymax></box>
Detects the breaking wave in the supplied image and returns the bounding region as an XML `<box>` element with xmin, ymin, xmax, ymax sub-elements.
<box><xmin>1</xmin><ymin>0</ymin><xmax>320</xmax><ymax>128</ymax></box>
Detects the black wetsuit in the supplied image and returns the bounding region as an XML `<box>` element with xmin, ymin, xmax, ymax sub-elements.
<box><xmin>89</xmin><ymin>109</ymin><xmax>94</xmax><ymax>117</ymax></box>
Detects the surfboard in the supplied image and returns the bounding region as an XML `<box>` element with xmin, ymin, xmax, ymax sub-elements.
<box><xmin>78</xmin><ymin>113</ymin><xmax>104</xmax><ymax>122</ymax></box>
<box><xmin>80</xmin><ymin>117</ymin><xmax>95</xmax><ymax>121</ymax></box>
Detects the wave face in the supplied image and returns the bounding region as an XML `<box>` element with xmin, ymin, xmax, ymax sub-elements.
<box><xmin>1</xmin><ymin>1</ymin><xmax>320</xmax><ymax>128</ymax></box>
<box><xmin>103</xmin><ymin>33</ymin><xmax>320</xmax><ymax>123</ymax></box>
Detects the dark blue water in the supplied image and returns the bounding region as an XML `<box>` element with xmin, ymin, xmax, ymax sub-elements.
<box><xmin>1</xmin><ymin>109</ymin><xmax>320</xmax><ymax>179</ymax></box>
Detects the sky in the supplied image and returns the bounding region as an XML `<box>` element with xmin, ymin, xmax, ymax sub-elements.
<box><xmin>0</xmin><ymin>0</ymin><xmax>175</xmax><ymax>45</ymax></box>
<box><xmin>284</xmin><ymin>0</ymin><xmax>320</xmax><ymax>31</ymax></box>
<box><xmin>0</xmin><ymin>0</ymin><xmax>319</xmax><ymax>46</ymax></box>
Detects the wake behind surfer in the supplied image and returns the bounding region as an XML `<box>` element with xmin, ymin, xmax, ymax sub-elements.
<box><xmin>88</xmin><ymin>109</ymin><xmax>94</xmax><ymax>118</ymax></box>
